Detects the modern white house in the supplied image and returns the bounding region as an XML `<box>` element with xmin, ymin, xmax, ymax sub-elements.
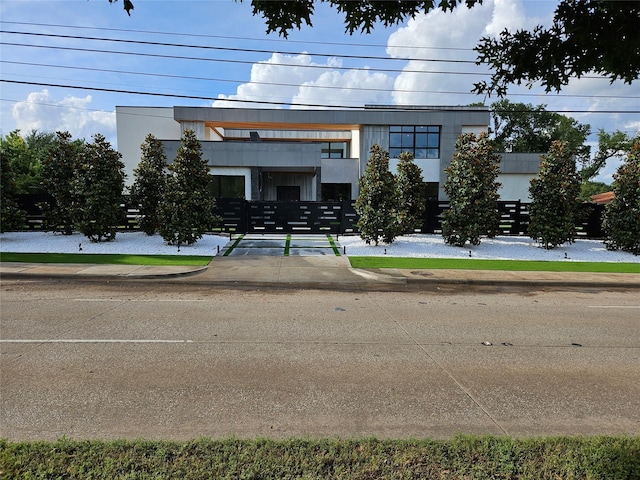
<box><xmin>116</xmin><ymin>105</ymin><xmax>539</xmax><ymax>202</ymax></box>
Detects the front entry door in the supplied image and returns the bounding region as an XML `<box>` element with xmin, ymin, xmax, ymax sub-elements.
<box><xmin>277</xmin><ymin>186</ymin><xmax>300</xmax><ymax>201</ymax></box>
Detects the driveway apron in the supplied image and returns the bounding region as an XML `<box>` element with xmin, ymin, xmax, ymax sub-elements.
<box><xmin>221</xmin><ymin>234</ymin><xmax>340</xmax><ymax>257</ymax></box>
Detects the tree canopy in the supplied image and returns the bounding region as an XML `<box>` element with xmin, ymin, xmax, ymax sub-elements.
<box><xmin>110</xmin><ymin>0</ymin><xmax>638</xmax><ymax>95</ymax></box>
<box><xmin>490</xmin><ymin>100</ymin><xmax>590</xmax><ymax>164</ymax></box>
<box><xmin>474</xmin><ymin>0</ymin><xmax>640</xmax><ymax>96</ymax></box>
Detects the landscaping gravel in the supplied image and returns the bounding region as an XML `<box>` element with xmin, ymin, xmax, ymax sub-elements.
<box><xmin>1</xmin><ymin>231</ymin><xmax>638</xmax><ymax>263</ymax></box>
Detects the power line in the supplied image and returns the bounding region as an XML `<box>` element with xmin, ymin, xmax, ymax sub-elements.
<box><xmin>0</xmin><ymin>79</ymin><xmax>365</xmax><ymax>109</ymax></box>
<box><xmin>3</xmin><ymin>79</ymin><xmax>639</xmax><ymax>114</ymax></box>
<box><xmin>0</xmin><ymin>41</ymin><xmax>487</xmax><ymax>76</ymax></box>
<box><xmin>0</xmin><ymin>20</ymin><xmax>474</xmax><ymax>53</ymax></box>
<box><xmin>0</xmin><ymin>30</ymin><xmax>477</xmax><ymax>65</ymax></box>
<box><xmin>0</xmin><ymin>60</ymin><xmax>474</xmax><ymax>97</ymax></box>
<box><xmin>4</xmin><ymin>60</ymin><xmax>638</xmax><ymax>101</ymax></box>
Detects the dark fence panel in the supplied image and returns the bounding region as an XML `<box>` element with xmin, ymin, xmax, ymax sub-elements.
<box><xmin>213</xmin><ymin>198</ymin><xmax>247</xmax><ymax>233</ymax></box>
<box><xmin>341</xmin><ymin>200</ymin><xmax>359</xmax><ymax>233</ymax></box>
<box><xmin>576</xmin><ymin>203</ymin><xmax>606</xmax><ymax>238</ymax></box>
<box><xmin>246</xmin><ymin>201</ymin><xmax>344</xmax><ymax>233</ymax></box>
<box><xmin>12</xmin><ymin>194</ymin><xmax>609</xmax><ymax>238</ymax></box>
<box><xmin>16</xmin><ymin>193</ymin><xmax>51</xmax><ymax>229</ymax></box>
<box><xmin>421</xmin><ymin>200</ymin><xmax>449</xmax><ymax>234</ymax></box>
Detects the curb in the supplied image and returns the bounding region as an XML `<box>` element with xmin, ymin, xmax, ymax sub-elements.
<box><xmin>119</xmin><ymin>266</ymin><xmax>209</xmax><ymax>279</ymax></box>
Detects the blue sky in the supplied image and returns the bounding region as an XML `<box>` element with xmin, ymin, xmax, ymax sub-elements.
<box><xmin>1</xmin><ymin>0</ymin><xmax>638</xmax><ymax>183</ymax></box>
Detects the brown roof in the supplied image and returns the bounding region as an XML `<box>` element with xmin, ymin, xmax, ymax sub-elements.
<box><xmin>590</xmin><ymin>191</ymin><xmax>615</xmax><ymax>204</ymax></box>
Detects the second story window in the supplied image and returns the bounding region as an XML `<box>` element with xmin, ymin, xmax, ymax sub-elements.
<box><xmin>321</xmin><ymin>142</ymin><xmax>349</xmax><ymax>159</ymax></box>
<box><xmin>389</xmin><ymin>126</ymin><xmax>440</xmax><ymax>159</ymax></box>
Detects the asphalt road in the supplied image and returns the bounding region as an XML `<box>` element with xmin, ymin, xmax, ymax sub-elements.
<box><xmin>1</xmin><ymin>279</ymin><xmax>639</xmax><ymax>440</ymax></box>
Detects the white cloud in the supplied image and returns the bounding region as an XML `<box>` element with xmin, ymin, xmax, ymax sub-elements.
<box><xmin>213</xmin><ymin>52</ymin><xmax>394</xmax><ymax>108</ymax></box>
<box><xmin>483</xmin><ymin>0</ymin><xmax>528</xmax><ymax>36</ymax></box>
<box><xmin>387</xmin><ymin>1</ymin><xmax>495</xmax><ymax>106</ymax></box>
<box><xmin>11</xmin><ymin>90</ymin><xmax>116</xmax><ymax>142</ymax></box>
<box><xmin>292</xmin><ymin>69</ymin><xmax>393</xmax><ymax>109</ymax></box>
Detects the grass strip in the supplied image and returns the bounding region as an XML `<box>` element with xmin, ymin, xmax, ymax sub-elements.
<box><xmin>0</xmin><ymin>252</ymin><xmax>212</xmax><ymax>266</ymax></box>
<box><xmin>2</xmin><ymin>436</ymin><xmax>638</xmax><ymax>479</ymax></box>
<box><xmin>348</xmin><ymin>256</ymin><xmax>640</xmax><ymax>273</ymax></box>
<box><xmin>284</xmin><ymin>234</ymin><xmax>291</xmax><ymax>256</ymax></box>
<box><xmin>222</xmin><ymin>234</ymin><xmax>244</xmax><ymax>256</ymax></box>
<box><xmin>327</xmin><ymin>234</ymin><xmax>341</xmax><ymax>256</ymax></box>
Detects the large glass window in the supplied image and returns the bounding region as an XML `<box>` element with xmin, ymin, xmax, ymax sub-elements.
<box><xmin>389</xmin><ymin>126</ymin><xmax>440</xmax><ymax>159</ymax></box>
<box><xmin>208</xmin><ymin>175</ymin><xmax>245</xmax><ymax>198</ymax></box>
<box><xmin>321</xmin><ymin>142</ymin><xmax>349</xmax><ymax>159</ymax></box>
<box><xmin>321</xmin><ymin>183</ymin><xmax>351</xmax><ymax>201</ymax></box>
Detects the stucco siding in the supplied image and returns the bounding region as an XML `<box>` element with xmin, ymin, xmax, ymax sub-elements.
<box><xmin>116</xmin><ymin>106</ymin><xmax>179</xmax><ymax>186</ymax></box>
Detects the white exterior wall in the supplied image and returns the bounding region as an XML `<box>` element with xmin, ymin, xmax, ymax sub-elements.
<box><xmin>116</xmin><ymin>107</ymin><xmax>180</xmax><ymax>187</ymax></box>
<box><xmin>388</xmin><ymin>158</ymin><xmax>440</xmax><ymax>183</ymax></box>
<box><xmin>498</xmin><ymin>173</ymin><xmax>535</xmax><ymax>201</ymax></box>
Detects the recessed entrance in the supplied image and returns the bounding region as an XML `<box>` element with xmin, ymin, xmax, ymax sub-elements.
<box><xmin>277</xmin><ymin>186</ymin><xmax>300</xmax><ymax>202</ymax></box>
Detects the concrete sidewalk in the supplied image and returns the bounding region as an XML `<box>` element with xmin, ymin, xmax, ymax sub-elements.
<box><xmin>2</xmin><ymin>256</ymin><xmax>639</xmax><ymax>289</ymax></box>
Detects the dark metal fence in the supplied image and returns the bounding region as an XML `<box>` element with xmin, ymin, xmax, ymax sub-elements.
<box><xmin>14</xmin><ymin>194</ymin><xmax>606</xmax><ymax>238</ymax></box>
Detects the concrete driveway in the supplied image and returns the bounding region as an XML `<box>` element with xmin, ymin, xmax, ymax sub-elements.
<box><xmin>221</xmin><ymin>233</ymin><xmax>340</xmax><ymax>256</ymax></box>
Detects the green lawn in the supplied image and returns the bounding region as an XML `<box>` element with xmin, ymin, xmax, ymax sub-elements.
<box><xmin>0</xmin><ymin>252</ymin><xmax>213</xmax><ymax>266</ymax></box>
<box><xmin>348</xmin><ymin>256</ymin><xmax>640</xmax><ymax>273</ymax></box>
<box><xmin>2</xmin><ymin>436</ymin><xmax>639</xmax><ymax>479</ymax></box>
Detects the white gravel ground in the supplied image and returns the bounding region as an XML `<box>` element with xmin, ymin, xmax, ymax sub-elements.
<box><xmin>1</xmin><ymin>231</ymin><xmax>638</xmax><ymax>263</ymax></box>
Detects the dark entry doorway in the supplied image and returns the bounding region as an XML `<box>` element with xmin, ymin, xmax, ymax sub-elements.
<box><xmin>277</xmin><ymin>186</ymin><xmax>300</xmax><ymax>201</ymax></box>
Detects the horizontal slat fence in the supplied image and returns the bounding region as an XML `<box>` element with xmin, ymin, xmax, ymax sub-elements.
<box><xmin>14</xmin><ymin>195</ymin><xmax>606</xmax><ymax>238</ymax></box>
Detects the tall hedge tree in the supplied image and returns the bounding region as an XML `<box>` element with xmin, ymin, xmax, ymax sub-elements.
<box><xmin>0</xmin><ymin>145</ymin><xmax>25</xmax><ymax>232</ymax></box>
<box><xmin>41</xmin><ymin>131</ymin><xmax>83</xmax><ymax>235</ymax></box>
<box><xmin>73</xmin><ymin>134</ymin><xmax>126</xmax><ymax>242</ymax></box>
<box><xmin>131</xmin><ymin>134</ymin><xmax>167</xmax><ymax>236</ymax></box>
<box><xmin>528</xmin><ymin>140</ymin><xmax>581</xmax><ymax>249</ymax></box>
<box><xmin>355</xmin><ymin>144</ymin><xmax>399</xmax><ymax>245</ymax></box>
<box><xmin>442</xmin><ymin>132</ymin><xmax>501</xmax><ymax>247</ymax></box>
<box><xmin>158</xmin><ymin>130</ymin><xmax>218</xmax><ymax>246</ymax></box>
<box><xmin>395</xmin><ymin>151</ymin><xmax>426</xmax><ymax>234</ymax></box>
<box><xmin>603</xmin><ymin>139</ymin><xmax>640</xmax><ymax>255</ymax></box>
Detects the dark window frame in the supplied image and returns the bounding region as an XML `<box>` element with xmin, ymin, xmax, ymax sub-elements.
<box><xmin>389</xmin><ymin>126</ymin><xmax>440</xmax><ymax>159</ymax></box>
<box><xmin>321</xmin><ymin>141</ymin><xmax>349</xmax><ymax>159</ymax></box>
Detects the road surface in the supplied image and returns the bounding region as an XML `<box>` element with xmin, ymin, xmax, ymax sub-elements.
<box><xmin>1</xmin><ymin>279</ymin><xmax>638</xmax><ymax>440</ymax></box>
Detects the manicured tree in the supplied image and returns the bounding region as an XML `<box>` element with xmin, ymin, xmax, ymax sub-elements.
<box><xmin>73</xmin><ymin>134</ymin><xmax>126</xmax><ymax>242</ymax></box>
<box><xmin>130</xmin><ymin>134</ymin><xmax>167</xmax><ymax>235</ymax></box>
<box><xmin>528</xmin><ymin>140</ymin><xmax>581</xmax><ymax>249</ymax></box>
<box><xmin>442</xmin><ymin>132</ymin><xmax>501</xmax><ymax>247</ymax></box>
<box><xmin>41</xmin><ymin>131</ymin><xmax>82</xmax><ymax>235</ymax></box>
<box><xmin>355</xmin><ymin>144</ymin><xmax>399</xmax><ymax>245</ymax></box>
<box><xmin>158</xmin><ymin>130</ymin><xmax>219</xmax><ymax>246</ymax></box>
<box><xmin>0</xmin><ymin>145</ymin><xmax>25</xmax><ymax>232</ymax></box>
<box><xmin>603</xmin><ymin>139</ymin><xmax>640</xmax><ymax>255</ymax></box>
<box><xmin>395</xmin><ymin>151</ymin><xmax>426</xmax><ymax>234</ymax></box>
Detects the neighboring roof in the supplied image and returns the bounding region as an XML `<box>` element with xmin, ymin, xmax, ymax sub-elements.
<box><xmin>590</xmin><ymin>191</ymin><xmax>615</xmax><ymax>204</ymax></box>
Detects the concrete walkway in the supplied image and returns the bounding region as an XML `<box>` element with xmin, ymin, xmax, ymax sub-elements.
<box><xmin>2</xmin><ymin>233</ymin><xmax>639</xmax><ymax>288</ymax></box>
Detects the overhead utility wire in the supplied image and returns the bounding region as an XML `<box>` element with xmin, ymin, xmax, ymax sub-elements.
<box><xmin>2</xmin><ymin>60</ymin><xmax>468</xmax><ymax>96</ymax></box>
<box><xmin>0</xmin><ymin>79</ymin><xmax>365</xmax><ymax>109</ymax></box>
<box><xmin>2</xmin><ymin>80</ymin><xmax>638</xmax><ymax>114</ymax></box>
<box><xmin>1</xmin><ymin>20</ymin><xmax>473</xmax><ymax>53</ymax></box>
<box><xmin>4</xmin><ymin>60</ymin><xmax>637</xmax><ymax>100</ymax></box>
<box><xmin>0</xmin><ymin>42</ymin><xmax>487</xmax><ymax>76</ymax></box>
<box><xmin>0</xmin><ymin>30</ymin><xmax>477</xmax><ymax>64</ymax></box>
